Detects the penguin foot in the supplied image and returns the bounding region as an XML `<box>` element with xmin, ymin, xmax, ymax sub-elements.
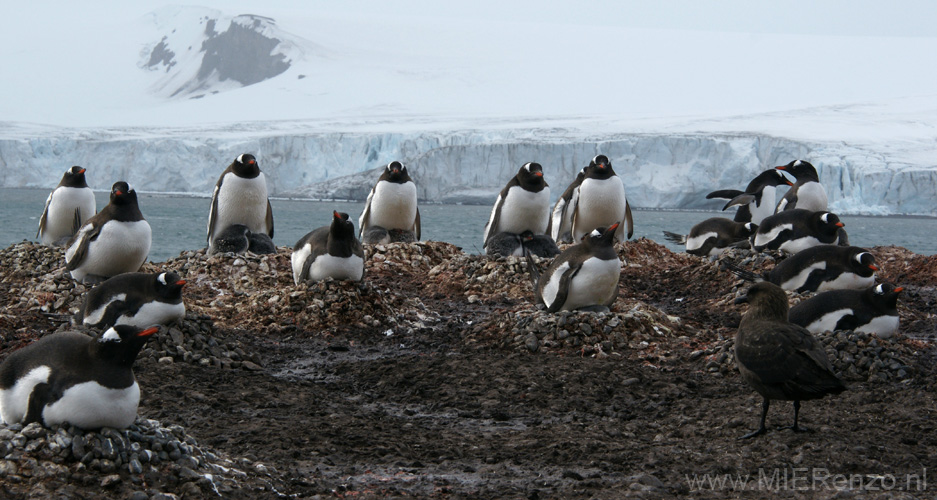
<box><xmin>739</xmin><ymin>427</ymin><xmax>768</xmax><ymax>440</ymax></box>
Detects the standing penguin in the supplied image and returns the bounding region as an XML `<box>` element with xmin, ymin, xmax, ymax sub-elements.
<box><xmin>292</xmin><ymin>211</ymin><xmax>365</xmax><ymax>284</ymax></box>
<box><xmin>77</xmin><ymin>271</ymin><xmax>186</xmax><ymax>329</ymax></box>
<box><xmin>549</xmin><ymin>166</ymin><xmax>588</xmax><ymax>243</ymax></box>
<box><xmin>775</xmin><ymin>160</ymin><xmax>828</xmax><ymax>213</ymax></box>
<box><xmin>37</xmin><ymin>166</ymin><xmax>97</xmax><ymax>246</ymax></box>
<box><xmin>207</xmin><ymin>153</ymin><xmax>274</xmax><ymax>254</ymax></box>
<box><xmin>789</xmin><ymin>283</ymin><xmax>903</xmax><ymax>338</ymax></box>
<box><xmin>528</xmin><ymin>223</ymin><xmax>622</xmax><ymax>313</ymax></box>
<box><xmin>0</xmin><ymin>325</ymin><xmax>159</xmax><ymax>429</ymax></box>
<box><xmin>65</xmin><ymin>182</ymin><xmax>151</xmax><ymax>283</ymax></box>
<box><xmin>706</xmin><ymin>169</ymin><xmax>791</xmax><ymax>225</ymax></box>
<box><xmin>734</xmin><ymin>282</ymin><xmax>846</xmax><ymax>439</ymax></box>
<box><xmin>359</xmin><ymin>161</ymin><xmax>420</xmax><ymax>243</ymax></box>
<box><xmin>752</xmin><ymin>209</ymin><xmax>843</xmax><ymax>254</ymax></box>
<box><xmin>483</xmin><ymin>162</ymin><xmax>551</xmax><ymax>251</ymax></box>
<box><xmin>565</xmin><ymin>155</ymin><xmax>633</xmax><ymax>243</ymax></box>
<box><xmin>663</xmin><ymin>218</ymin><xmax>758</xmax><ymax>258</ymax></box>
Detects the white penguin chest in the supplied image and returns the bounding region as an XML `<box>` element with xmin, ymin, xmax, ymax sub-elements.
<box><xmin>68</xmin><ymin>220</ymin><xmax>152</xmax><ymax>280</ymax></box>
<box><xmin>749</xmin><ymin>187</ymin><xmax>777</xmax><ymax>225</ymax></box>
<box><xmin>495</xmin><ymin>186</ymin><xmax>551</xmax><ymax>235</ymax></box>
<box><xmin>368</xmin><ymin>181</ymin><xmax>417</xmax><ymax>230</ymax></box>
<box><xmin>0</xmin><ymin>366</ymin><xmax>51</xmax><ymax>425</ymax></box>
<box><xmin>542</xmin><ymin>257</ymin><xmax>621</xmax><ymax>311</ymax></box>
<box><xmin>42</xmin><ymin>187</ymin><xmax>96</xmax><ymax>244</ymax></box>
<box><xmin>215</xmin><ymin>173</ymin><xmax>269</xmax><ymax>234</ymax></box>
<box><xmin>573</xmin><ymin>178</ymin><xmax>626</xmax><ymax>240</ymax></box>
<box><xmin>291</xmin><ymin>244</ymin><xmax>364</xmax><ymax>284</ymax></box>
<box><xmin>115</xmin><ymin>300</ymin><xmax>186</xmax><ymax>328</ymax></box>
<box><xmin>794</xmin><ymin>182</ymin><xmax>828</xmax><ymax>212</ymax></box>
<box><xmin>42</xmin><ymin>380</ymin><xmax>141</xmax><ymax>429</ymax></box>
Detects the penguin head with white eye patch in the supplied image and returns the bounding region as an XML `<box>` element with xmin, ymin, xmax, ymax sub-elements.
<box><xmin>155</xmin><ymin>271</ymin><xmax>186</xmax><ymax>300</ymax></box>
<box><xmin>517</xmin><ymin>162</ymin><xmax>547</xmax><ymax>190</ymax></box>
<box><xmin>852</xmin><ymin>251</ymin><xmax>879</xmax><ymax>275</ymax></box>
<box><xmin>871</xmin><ymin>282</ymin><xmax>904</xmax><ymax>308</ymax></box>
<box><xmin>817</xmin><ymin>212</ymin><xmax>844</xmax><ymax>234</ymax></box>
<box><xmin>109</xmin><ymin>181</ymin><xmax>136</xmax><ymax>205</ymax></box>
<box><xmin>231</xmin><ymin>153</ymin><xmax>261</xmax><ymax>178</ymax></box>
<box><xmin>96</xmin><ymin>325</ymin><xmax>159</xmax><ymax>367</ymax></box>
<box><xmin>383</xmin><ymin>161</ymin><xmax>411</xmax><ymax>183</ymax></box>
<box><xmin>581</xmin><ymin>222</ymin><xmax>620</xmax><ymax>248</ymax></box>
<box><xmin>585</xmin><ymin>155</ymin><xmax>616</xmax><ymax>180</ymax></box>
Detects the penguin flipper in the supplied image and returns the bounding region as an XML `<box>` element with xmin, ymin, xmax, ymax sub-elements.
<box><xmin>624</xmin><ymin>200</ymin><xmax>634</xmax><ymax>240</ymax></box>
<box><xmin>720</xmin><ymin>261</ymin><xmax>765</xmax><ymax>283</ymax></box>
<box><xmin>358</xmin><ymin>187</ymin><xmax>375</xmax><ymax>238</ymax></box>
<box><xmin>207</xmin><ymin>178</ymin><xmax>224</xmax><ymax>244</ymax></box>
<box><xmin>265</xmin><ymin>199</ymin><xmax>275</xmax><ymax>238</ymax></box>
<box><xmin>776</xmin><ymin>188</ymin><xmax>796</xmax><ymax>212</ymax></box>
<box><xmin>723</xmin><ymin>194</ymin><xmax>756</xmax><ymax>211</ymax></box>
<box><xmin>662</xmin><ymin>231</ymin><xmax>687</xmax><ymax>245</ymax></box>
<box><xmin>546</xmin><ymin>263</ymin><xmax>582</xmax><ymax>313</ymax></box>
<box><xmin>298</xmin><ymin>254</ymin><xmax>315</xmax><ymax>284</ymax></box>
<box><xmin>72</xmin><ymin>208</ymin><xmax>83</xmax><ymax>236</ymax></box>
<box><xmin>414</xmin><ymin>208</ymin><xmax>421</xmax><ymax>241</ymax></box>
<box><xmin>483</xmin><ymin>194</ymin><xmax>505</xmax><ymax>247</ymax></box>
<box><xmin>24</xmin><ymin>382</ymin><xmax>53</xmax><ymax>425</ymax></box>
<box><xmin>65</xmin><ymin>224</ymin><xmax>101</xmax><ymax>271</ymax></box>
<box><xmin>706</xmin><ymin>189</ymin><xmax>743</xmax><ymax>200</ymax></box>
<box><xmin>37</xmin><ymin>192</ymin><xmax>53</xmax><ymax>239</ymax></box>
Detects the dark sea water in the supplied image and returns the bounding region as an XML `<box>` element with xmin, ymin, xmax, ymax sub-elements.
<box><xmin>2</xmin><ymin>187</ymin><xmax>935</xmax><ymax>262</ymax></box>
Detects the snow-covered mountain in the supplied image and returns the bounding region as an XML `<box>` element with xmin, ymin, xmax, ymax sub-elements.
<box><xmin>1</xmin><ymin>2</ymin><xmax>936</xmax><ymax>215</ymax></box>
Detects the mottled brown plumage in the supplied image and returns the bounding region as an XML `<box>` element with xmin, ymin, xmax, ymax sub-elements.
<box><xmin>734</xmin><ymin>282</ymin><xmax>846</xmax><ymax>439</ymax></box>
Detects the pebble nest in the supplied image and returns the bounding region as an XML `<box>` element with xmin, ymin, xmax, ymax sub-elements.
<box><xmin>2</xmin><ymin>237</ymin><xmax>936</xmax><ymax>497</ymax></box>
<box><xmin>0</xmin><ymin>418</ymin><xmax>269</xmax><ymax>499</ymax></box>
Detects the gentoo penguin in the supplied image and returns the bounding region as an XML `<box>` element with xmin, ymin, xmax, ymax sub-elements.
<box><xmin>663</xmin><ymin>218</ymin><xmax>758</xmax><ymax>258</ymax></box>
<box><xmin>528</xmin><ymin>223</ymin><xmax>622</xmax><ymax>313</ymax></box>
<box><xmin>734</xmin><ymin>282</ymin><xmax>846</xmax><ymax>439</ymax></box>
<box><xmin>358</xmin><ymin>161</ymin><xmax>420</xmax><ymax>241</ymax></box>
<box><xmin>486</xmin><ymin>230</ymin><xmax>561</xmax><ymax>258</ymax></box>
<box><xmin>210</xmin><ymin>224</ymin><xmax>251</xmax><ymax>254</ymax></box>
<box><xmin>292</xmin><ymin>211</ymin><xmax>365</xmax><ymax>284</ymax></box>
<box><xmin>77</xmin><ymin>271</ymin><xmax>186</xmax><ymax>329</ymax></box>
<box><xmin>767</xmin><ymin>245</ymin><xmax>878</xmax><ymax>294</ymax></box>
<box><xmin>790</xmin><ymin>283</ymin><xmax>903</xmax><ymax>338</ymax></box>
<box><xmin>37</xmin><ymin>166</ymin><xmax>97</xmax><ymax>246</ymax></box>
<box><xmin>65</xmin><ymin>182</ymin><xmax>152</xmax><ymax>283</ymax></box>
<box><xmin>483</xmin><ymin>162</ymin><xmax>550</xmax><ymax>252</ymax></box>
<box><xmin>0</xmin><ymin>325</ymin><xmax>159</xmax><ymax>429</ymax></box>
<box><xmin>568</xmin><ymin>155</ymin><xmax>633</xmax><ymax>243</ymax></box>
<box><xmin>549</xmin><ymin>166</ymin><xmax>587</xmax><ymax>243</ymax></box>
<box><xmin>207</xmin><ymin>153</ymin><xmax>274</xmax><ymax>254</ymax></box>
<box><xmin>752</xmin><ymin>209</ymin><xmax>843</xmax><ymax>254</ymax></box>
<box><xmin>775</xmin><ymin>160</ymin><xmax>828</xmax><ymax>213</ymax></box>
<box><xmin>361</xmin><ymin>227</ymin><xmax>418</xmax><ymax>245</ymax></box>
<box><xmin>247</xmin><ymin>231</ymin><xmax>277</xmax><ymax>254</ymax></box>
<box><xmin>706</xmin><ymin>169</ymin><xmax>791</xmax><ymax>225</ymax></box>
<box><xmin>209</xmin><ymin>224</ymin><xmax>278</xmax><ymax>255</ymax></box>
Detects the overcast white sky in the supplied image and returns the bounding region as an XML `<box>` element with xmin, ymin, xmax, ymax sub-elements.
<box><xmin>3</xmin><ymin>1</ymin><xmax>936</xmax><ymax>128</ymax></box>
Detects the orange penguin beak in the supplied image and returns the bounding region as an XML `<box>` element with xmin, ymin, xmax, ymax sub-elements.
<box><xmin>137</xmin><ymin>326</ymin><xmax>159</xmax><ymax>337</ymax></box>
<box><xmin>333</xmin><ymin>211</ymin><xmax>341</xmax><ymax>218</ymax></box>
<box><xmin>836</xmin><ymin>222</ymin><xmax>845</xmax><ymax>227</ymax></box>
<box><xmin>608</xmin><ymin>222</ymin><xmax>620</xmax><ymax>232</ymax></box>
<box><xmin>175</xmin><ymin>279</ymin><xmax>187</xmax><ymax>286</ymax></box>
<box><xmin>534</xmin><ymin>172</ymin><xmax>543</xmax><ymax>177</ymax></box>
<box><xmin>894</xmin><ymin>287</ymin><xmax>904</xmax><ymax>293</ymax></box>
<box><xmin>868</xmin><ymin>264</ymin><xmax>879</xmax><ymax>271</ymax></box>
<box><xmin>78</xmin><ymin>168</ymin><xmax>86</xmax><ymax>174</ymax></box>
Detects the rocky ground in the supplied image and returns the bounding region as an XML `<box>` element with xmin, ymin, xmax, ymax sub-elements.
<box><xmin>0</xmin><ymin>238</ymin><xmax>935</xmax><ymax>499</ymax></box>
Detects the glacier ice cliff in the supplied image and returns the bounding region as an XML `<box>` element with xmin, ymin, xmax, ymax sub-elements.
<box><xmin>0</xmin><ymin>127</ymin><xmax>934</xmax><ymax>216</ymax></box>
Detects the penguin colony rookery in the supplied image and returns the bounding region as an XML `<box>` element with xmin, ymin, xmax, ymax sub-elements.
<box><xmin>1</xmin><ymin>154</ymin><xmax>909</xmax><ymax>439</ymax></box>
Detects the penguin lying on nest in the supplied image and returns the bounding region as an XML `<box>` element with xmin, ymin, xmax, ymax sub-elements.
<box><xmin>722</xmin><ymin>245</ymin><xmax>878</xmax><ymax>294</ymax></box>
<box><xmin>526</xmin><ymin>223</ymin><xmax>621</xmax><ymax>313</ymax></box>
<box><xmin>486</xmin><ymin>230</ymin><xmax>560</xmax><ymax>258</ymax></box>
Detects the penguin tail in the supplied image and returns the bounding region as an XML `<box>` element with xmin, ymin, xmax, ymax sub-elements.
<box><xmin>662</xmin><ymin>231</ymin><xmax>687</xmax><ymax>245</ymax></box>
<box><xmin>524</xmin><ymin>247</ymin><xmax>541</xmax><ymax>290</ymax></box>
<box><xmin>720</xmin><ymin>260</ymin><xmax>765</xmax><ymax>283</ymax></box>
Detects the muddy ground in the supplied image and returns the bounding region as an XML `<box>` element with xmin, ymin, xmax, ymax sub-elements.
<box><xmin>2</xmin><ymin>239</ymin><xmax>936</xmax><ymax>498</ymax></box>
